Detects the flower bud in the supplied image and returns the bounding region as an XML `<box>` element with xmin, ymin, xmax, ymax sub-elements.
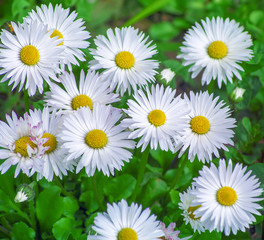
<box><xmin>161</xmin><ymin>68</ymin><xmax>175</xmax><ymax>83</ymax></box>
<box><xmin>14</xmin><ymin>183</ymin><xmax>35</xmax><ymax>203</ymax></box>
<box><xmin>230</xmin><ymin>87</ymin><xmax>245</xmax><ymax>102</ymax></box>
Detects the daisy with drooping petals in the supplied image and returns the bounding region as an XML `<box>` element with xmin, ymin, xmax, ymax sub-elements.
<box><xmin>159</xmin><ymin>222</ymin><xmax>192</xmax><ymax>240</ymax></box>
<box><xmin>0</xmin><ymin>21</ymin><xmax>64</xmax><ymax>96</ymax></box>
<box><xmin>24</xmin><ymin>3</ymin><xmax>90</xmax><ymax>71</ymax></box>
<box><xmin>122</xmin><ymin>84</ymin><xmax>190</xmax><ymax>152</ymax></box>
<box><xmin>178</xmin><ymin>186</ymin><xmax>205</xmax><ymax>234</ymax></box>
<box><xmin>0</xmin><ymin>111</ymin><xmax>45</xmax><ymax>177</ymax></box>
<box><xmin>192</xmin><ymin>159</ymin><xmax>263</xmax><ymax>236</ymax></box>
<box><xmin>89</xmin><ymin>26</ymin><xmax>159</xmax><ymax>95</ymax></box>
<box><xmin>28</xmin><ymin>107</ymin><xmax>74</xmax><ymax>181</ymax></box>
<box><xmin>177</xmin><ymin>91</ymin><xmax>236</xmax><ymax>163</ymax></box>
<box><xmin>60</xmin><ymin>104</ymin><xmax>135</xmax><ymax>176</ymax></box>
<box><xmin>45</xmin><ymin>70</ymin><xmax>119</xmax><ymax>113</ymax></box>
<box><xmin>178</xmin><ymin>17</ymin><xmax>253</xmax><ymax>88</ymax></box>
<box><xmin>91</xmin><ymin>199</ymin><xmax>164</xmax><ymax>240</ymax></box>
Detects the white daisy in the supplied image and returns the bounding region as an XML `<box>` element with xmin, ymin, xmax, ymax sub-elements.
<box><xmin>122</xmin><ymin>84</ymin><xmax>190</xmax><ymax>152</ymax></box>
<box><xmin>24</xmin><ymin>3</ymin><xmax>90</xmax><ymax>71</ymax></box>
<box><xmin>0</xmin><ymin>20</ymin><xmax>64</xmax><ymax>96</ymax></box>
<box><xmin>92</xmin><ymin>199</ymin><xmax>163</xmax><ymax>240</ymax></box>
<box><xmin>177</xmin><ymin>91</ymin><xmax>236</xmax><ymax>163</ymax></box>
<box><xmin>192</xmin><ymin>159</ymin><xmax>263</xmax><ymax>236</ymax></box>
<box><xmin>60</xmin><ymin>104</ymin><xmax>135</xmax><ymax>176</ymax></box>
<box><xmin>0</xmin><ymin>111</ymin><xmax>45</xmax><ymax>177</ymax></box>
<box><xmin>178</xmin><ymin>186</ymin><xmax>205</xmax><ymax>233</ymax></box>
<box><xmin>89</xmin><ymin>26</ymin><xmax>159</xmax><ymax>96</ymax></box>
<box><xmin>45</xmin><ymin>69</ymin><xmax>119</xmax><ymax>113</ymax></box>
<box><xmin>177</xmin><ymin>17</ymin><xmax>253</xmax><ymax>88</ymax></box>
<box><xmin>28</xmin><ymin>107</ymin><xmax>74</xmax><ymax>181</ymax></box>
<box><xmin>159</xmin><ymin>222</ymin><xmax>192</xmax><ymax>240</ymax></box>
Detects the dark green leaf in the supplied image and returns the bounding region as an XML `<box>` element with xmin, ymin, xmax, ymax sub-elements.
<box><xmin>12</xmin><ymin>222</ymin><xmax>35</xmax><ymax>240</ymax></box>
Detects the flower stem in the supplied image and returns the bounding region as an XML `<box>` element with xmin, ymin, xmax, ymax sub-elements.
<box><xmin>169</xmin><ymin>153</ymin><xmax>189</xmax><ymax>191</ymax></box>
<box><xmin>92</xmin><ymin>175</ymin><xmax>104</xmax><ymax>210</ymax></box>
<box><xmin>24</xmin><ymin>89</ymin><xmax>30</xmax><ymax>112</ymax></box>
<box><xmin>131</xmin><ymin>146</ymin><xmax>150</xmax><ymax>202</ymax></box>
<box><xmin>54</xmin><ymin>176</ymin><xmax>74</xmax><ymax>198</ymax></box>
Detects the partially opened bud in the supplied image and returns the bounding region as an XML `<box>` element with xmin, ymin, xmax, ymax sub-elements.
<box><xmin>161</xmin><ymin>68</ymin><xmax>175</xmax><ymax>83</ymax></box>
<box><xmin>230</xmin><ymin>87</ymin><xmax>245</xmax><ymax>102</ymax></box>
<box><xmin>14</xmin><ymin>183</ymin><xmax>35</xmax><ymax>203</ymax></box>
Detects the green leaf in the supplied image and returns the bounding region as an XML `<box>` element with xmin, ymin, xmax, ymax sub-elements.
<box><xmin>104</xmin><ymin>174</ymin><xmax>136</xmax><ymax>201</ymax></box>
<box><xmin>169</xmin><ymin>189</ymin><xmax>180</xmax><ymax>205</ymax></box>
<box><xmin>194</xmin><ymin>230</ymin><xmax>222</xmax><ymax>240</ymax></box>
<box><xmin>222</xmin><ymin>230</ymin><xmax>251</xmax><ymax>240</ymax></box>
<box><xmin>149</xmin><ymin>22</ymin><xmax>179</xmax><ymax>41</ymax></box>
<box><xmin>36</xmin><ymin>186</ymin><xmax>64</xmax><ymax>231</ymax></box>
<box><xmin>79</xmin><ymin>190</ymin><xmax>99</xmax><ymax>214</ymax></box>
<box><xmin>141</xmin><ymin>178</ymin><xmax>168</xmax><ymax>206</ymax></box>
<box><xmin>0</xmin><ymin>189</ymin><xmax>13</xmax><ymax>212</ymax></box>
<box><xmin>150</xmin><ymin>148</ymin><xmax>175</xmax><ymax>170</ymax></box>
<box><xmin>12</xmin><ymin>222</ymin><xmax>35</xmax><ymax>240</ymax></box>
<box><xmin>62</xmin><ymin>197</ymin><xmax>79</xmax><ymax>218</ymax></box>
<box><xmin>52</xmin><ymin>217</ymin><xmax>75</xmax><ymax>240</ymax></box>
<box><xmin>247</xmin><ymin>163</ymin><xmax>264</xmax><ymax>184</ymax></box>
<box><xmin>242</xmin><ymin>117</ymin><xmax>252</xmax><ymax>135</ymax></box>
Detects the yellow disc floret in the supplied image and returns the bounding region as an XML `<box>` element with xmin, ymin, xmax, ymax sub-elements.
<box><xmin>148</xmin><ymin>109</ymin><xmax>166</xmax><ymax>127</ymax></box>
<box><xmin>190</xmin><ymin>116</ymin><xmax>210</xmax><ymax>134</ymax></box>
<box><xmin>20</xmin><ymin>45</ymin><xmax>40</xmax><ymax>65</ymax></box>
<box><xmin>42</xmin><ymin>133</ymin><xmax>57</xmax><ymax>154</ymax></box>
<box><xmin>85</xmin><ymin>129</ymin><xmax>107</xmax><ymax>149</ymax></box>
<box><xmin>187</xmin><ymin>205</ymin><xmax>202</xmax><ymax>220</ymax></box>
<box><xmin>71</xmin><ymin>95</ymin><xmax>93</xmax><ymax>110</ymax></box>
<box><xmin>207</xmin><ymin>40</ymin><xmax>228</xmax><ymax>59</ymax></box>
<box><xmin>115</xmin><ymin>51</ymin><xmax>135</xmax><ymax>69</ymax></box>
<box><xmin>14</xmin><ymin>136</ymin><xmax>37</xmax><ymax>157</ymax></box>
<box><xmin>118</xmin><ymin>228</ymin><xmax>137</xmax><ymax>240</ymax></box>
<box><xmin>50</xmin><ymin>29</ymin><xmax>64</xmax><ymax>45</ymax></box>
<box><xmin>217</xmin><ymin>186</ymin><xmax>237</xmax><ymax>206</ymax></box>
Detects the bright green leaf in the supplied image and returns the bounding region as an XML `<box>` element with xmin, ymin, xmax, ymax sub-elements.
<box><xmin>12</xmin><ymin>222</ymin><xmax>35</xmax><ymax>240</ymax></box>
<box><xmin>36</xmin><ymin>186</ymin><xmax>64</xmax><ymax>231</ymax></box>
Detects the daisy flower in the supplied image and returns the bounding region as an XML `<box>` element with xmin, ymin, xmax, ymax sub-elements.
<box><xmin>177</xmin><ymin>91</ymin><xmax>236</xmax><ymax>163</ymax></box>
<box><xmin>178</xmin><ymin>17</ymin><xmax>253</xmax><ymax>88</ymax></box>
<box><xmin>24</xmin><ymin>3</ymin><xmax>90</xmax><ymax>71</ymax></box>
<box><xmin>0</xmin><ymin>20</ymin><xmax>64</xmax><ymax>96</ymax></box>
<box><xmin>0</xmin><ymin>111</ymin><xmax>45</xmax><ymax>177</ymax></box>
<box><xmin>159</xmin><ymin>222</ymin><xmax>192</xmax><ymax>240</ymax></box>
<box><xmin>91</xmin><ymin>199</ymin><xmax>163</xmax><ymax>240</ymax></box>
<box><xmin>192</xmin><ymin>159</ymin><xmax>263</xmax><ymax>236</ymax></box>
<box><xmin>45</xmin><ymin>69</ymin><xmax>119</xmax><ymax>113</ymax></box>
<box><xmin>178</xmin><ymin>186</ymin><xmax>205</xmax><ymax>233</ymax></box>
<box><xmin>60</xmin><ymin>104</ymin><xmax>135</xmax><ymax>176</ymax></box>
<box><xmin>89</xmin><ymin>26</ymin><xmax>159</xmax><ymax>95</ymax></box>
<box><xmin>122</xmin><ymin>84</ymin><xmax>190</xmax><ymax>152</ymax></box>
<box><xmin>28</xmin><ymin>107</ymin><xmax>74</xmax><ymax>181</ymax></box>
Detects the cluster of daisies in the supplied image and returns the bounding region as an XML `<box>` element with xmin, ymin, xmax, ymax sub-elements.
<box><xmin>0</xmin><ymin>3</ymin><xmax>262</xmax><ymax>239</ymax></box>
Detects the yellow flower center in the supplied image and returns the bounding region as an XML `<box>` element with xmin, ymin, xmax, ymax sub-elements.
<box><xmin>148</xmin><ymin>109</ymin><xmax>166</xmax><ymax>127</ymax></box>
<box><xmin>42</xmin><ymin>133</ymin><xmax>57</xmax><ymax>154</ymax></box>
<box><xmin>187</xmin><ymin>205</ymin><xmax>202</xmax><ymax>220</ymax></box>
<box><xmin>14</xmin><ymin>136</ymin><xmax>37</xmax><ymax>157</ymax></box>
<box><xmin>71</xmin><ymin>95</ymin><xmax>93</xmax><ymax>110</ymax></box>
<box><xmin>217</xmin><ymin>186</ymin><xmax>237</xmax><ymax>206</ymax></box>
<box><xmin>118</xmin><ymin>228</ymin><xmax>137</xmax><ymax>240</ymax></box>
<box><xmin>115</xmin><ymin>51</ymin><xmax>135</xmax><ymax>69</ymax></box>
<box><xmin>85</xmin><ymin>129</ymin><xmax>107</xmax><ymax>149</ymax></box>
<box><xmin>207</xmin><ymin>40</ymin><xmax>228</xmax><ymax>59</ymax></box>
<box><xmin>190</xmin><ymin>116</ymin><xmax>210</xmax><ymax>134</ymax></box>
<box><xmin>50</xmin><ymin>29</ymin><xmax>64</xmax><ymax>45</ymax></box>
<box><xmin>20</xmin><ymin>45</ymin><xmax>40</xmax><ymax>65</ymax></box>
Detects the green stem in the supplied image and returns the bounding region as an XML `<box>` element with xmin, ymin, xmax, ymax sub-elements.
<box><xmin>0</xmin><ymin>225</ymin><xmax>11</xmax><ymax>238</ymax></box>
<box><xmin>123</xmin><ymin>0</ymin><xmax>172</xmax><ymax>26</ymax></box>
<box><xmin>24</xmin><ymin>89</ymin><xmax>29</xmax><ymax>112</ymax></box>
<box><xmin>28</xmin><ymin>200</ymin><xmax>36</xmax><ymax>230</ymax></box>
<box><xmin>9</xmin><ymin>200</ymin><xmax>32</xmax><ymax>225</ymax></box>
<box><xmin>92</xmin><ymin>175</ymin><xmax>104</xmax><ymax>210</ymax></box>
<box><xmin>131</xmin><ymin>146</ymin><xmax>150</xmax><ymax>202</ymax></box>
<box><xmin>169</xmin><ymin>153</ymin><xmax>189</xmax><ymax>191</ymax></box>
